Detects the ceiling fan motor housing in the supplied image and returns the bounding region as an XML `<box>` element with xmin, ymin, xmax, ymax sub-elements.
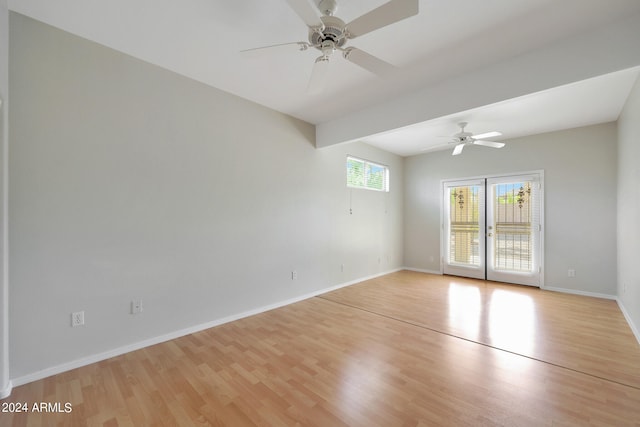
<box><xmin>454</xmin><ymin>122</ymin><xmax>473</xmax><ymax>142</ymax></box>
<box><xmin>309</xmin><ymin>15</ymin><xmax>348</xmax><ymax>49</ymax></box>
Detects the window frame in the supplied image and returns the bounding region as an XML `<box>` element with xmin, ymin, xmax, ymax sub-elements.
<box><xmin>346</xmin><ymin>155</ymin><xmax>390</xmax><ymax>192</ymax></box>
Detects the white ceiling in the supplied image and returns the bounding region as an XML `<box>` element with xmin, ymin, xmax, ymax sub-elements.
<box><xmin>363</xmin><ymin>67</ymin><xmax>640</xmax><ymax>156</ymax></box>
<box><xmin>8</xmin><ymin>0</ymin><xmax>640</xmax><ymax>156</ymax></box>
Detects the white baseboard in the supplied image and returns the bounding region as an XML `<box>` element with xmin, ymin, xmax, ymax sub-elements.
<box><xmin>617</xmin><ymin>299</ymin><xmax>640</xmax><ymax>346</ymax></box>
<box><xmin>542</xmin><ymin>285</ymin><xmax>617</xmax><ymax>300</ymax></box>
<box><xmin>403</xmin><ymin>267</ymin><xmax>442</xmax><ymax>275</ymax></box>
<box><xmin>0</xmin><ymin>380</ymin><xmax>11</xmax><ymax>399</ymax></box>
<box><xmin>10</xmin><ymin>268</ymin><xmax>403</xmax><ymax>389</ymax></box>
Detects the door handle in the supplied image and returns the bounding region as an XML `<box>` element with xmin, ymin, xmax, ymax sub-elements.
<box><xmin>487</xmin><ymin>233</ymin><xmax>493</xmax><ymax>237</ymax></box>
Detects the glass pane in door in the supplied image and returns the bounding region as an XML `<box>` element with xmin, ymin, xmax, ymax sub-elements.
<box><xmin>449</xmin><ymin>185</ymin><xmax>481</xmax><ymax>266</ymax></box>
<box><xmin>492</xmin><ymin>182</ymin><xmax>534</xmax><ymax>273</ymax></box>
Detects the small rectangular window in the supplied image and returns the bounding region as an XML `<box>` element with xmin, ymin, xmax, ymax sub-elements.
<box><xmin>346</xmin><ymin>156</ymin><xmax>389</xmax><ymax>192</ymax></box>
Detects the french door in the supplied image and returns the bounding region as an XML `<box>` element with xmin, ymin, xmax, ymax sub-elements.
<box><xmin>442</xmin><ymin>179</ymin><xmax>486</xmax><ymax>280</ymax></box>
<box><xmin>442</xmin><ymin>173</ymin><xmax>543</xmax><ymax>287</ymax></box>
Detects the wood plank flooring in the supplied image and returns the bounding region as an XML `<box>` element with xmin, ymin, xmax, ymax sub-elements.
<box><xmin>2</xmin><ymin>271</ymin><xmax>640</xmax><ymax>426</ymax></box>
<box><xmin>321</xmin><ymin>271</ymin><xmax>640</xmax><ymax>389</ymax></box>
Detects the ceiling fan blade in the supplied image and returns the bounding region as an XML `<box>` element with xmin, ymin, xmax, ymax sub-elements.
<box><xmin>307</xmin><ymin>56</ymin><xmax>330</xmax><ymax>94</ymax></box>
<box><xmin>452</xmin><ymin>143</ymin><xmax>465</xmax><ymax>156</ymax></box>
<box><xmin>346</xmin><ymin>0</ymin><xmax>419</xmax><ymax>38</ymax></box>
<box><xmin>342</xmin><ymin>47</ymin><xmax>395</xmax><ymax>77</ymax></box>
<box><xmin>471</xmin><ymin>131</ymin><xmax>502</xmax><ymax>140</ymax></box>
<box><xmin>284</xmin><ymin>0</ymin><xmax>324</xmax><ymax>28</ymax></box>
<box><xmin>240</xmin><ymin>41</ymin><xmax>311</xmax><ymax>57</ymax></box>
<box><xmin>473</xmin><ymin>140</ymin><xmax>505</xmax><ymax>148</ymax></box>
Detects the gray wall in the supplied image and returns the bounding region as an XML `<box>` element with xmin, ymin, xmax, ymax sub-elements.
<box><xmin>404</xmin><ymin>123</ymin><xmax>618</xmax><ymax>295</ymax></box>
<box><xmin>9</xmin><ymin>13</ymin><xmax>403</xmax><ymax>380</ymax></box>
<box><xmin>0</xmin><ymin>0</ymin><xmax>10</xmax><ymax>398</ymax></box>
<box><xmin>617</xmin><ymin>75</ymin><xmax>640</xmax><ymax>338</ymax></box>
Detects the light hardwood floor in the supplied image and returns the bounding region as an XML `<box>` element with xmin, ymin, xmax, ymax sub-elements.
<box><xmin>2</xmin><ymin>271</ymin><xmax>640</xmax><ymax>426</ymax></box>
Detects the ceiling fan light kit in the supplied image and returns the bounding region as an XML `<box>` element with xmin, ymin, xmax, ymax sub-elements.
<box><xmin>245</xmin><ymin>0</ymin><xmax>419</xmax><ymax>93</ymax></box>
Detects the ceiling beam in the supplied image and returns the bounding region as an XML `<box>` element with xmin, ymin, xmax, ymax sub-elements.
<box><xmin>316</xmin><ymin>12</ymin><xmax>640</xmax><ymax>148</ymax></box>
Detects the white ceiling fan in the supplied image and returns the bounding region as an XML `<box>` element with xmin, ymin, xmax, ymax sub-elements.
<box><xmin>242</xmin><ymin>0</ymin><xmax>419</xmax><ymax>94</ymax></box>
<box><xmin>448</xmin><ymin>122</ymin><xmax>505</xmax><ymax>156</ymax></box>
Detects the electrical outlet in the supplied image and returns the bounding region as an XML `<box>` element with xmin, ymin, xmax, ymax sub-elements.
<box><xmin>568</xmin><ymin>269</ymin><xmax>576</xmax><ymax>278</ymax></box>
<box><xmin>291</xmin><ymin>270</ymin><xmax>298</xmax><ymax>280</ymax></box>
<box><xmin>131</xmin><ymin>299</ymin><xmax>143</xmax><ymax>315</ymax></box>
<box><xmin>340</xmin><ymin>264</ymin><xmax>344</xmax><ymax>272</ymax></box>
<box><xmin>71</xmin><ymin>311</ymin><xmax>84</xmax><ymax>327</ymax></box>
